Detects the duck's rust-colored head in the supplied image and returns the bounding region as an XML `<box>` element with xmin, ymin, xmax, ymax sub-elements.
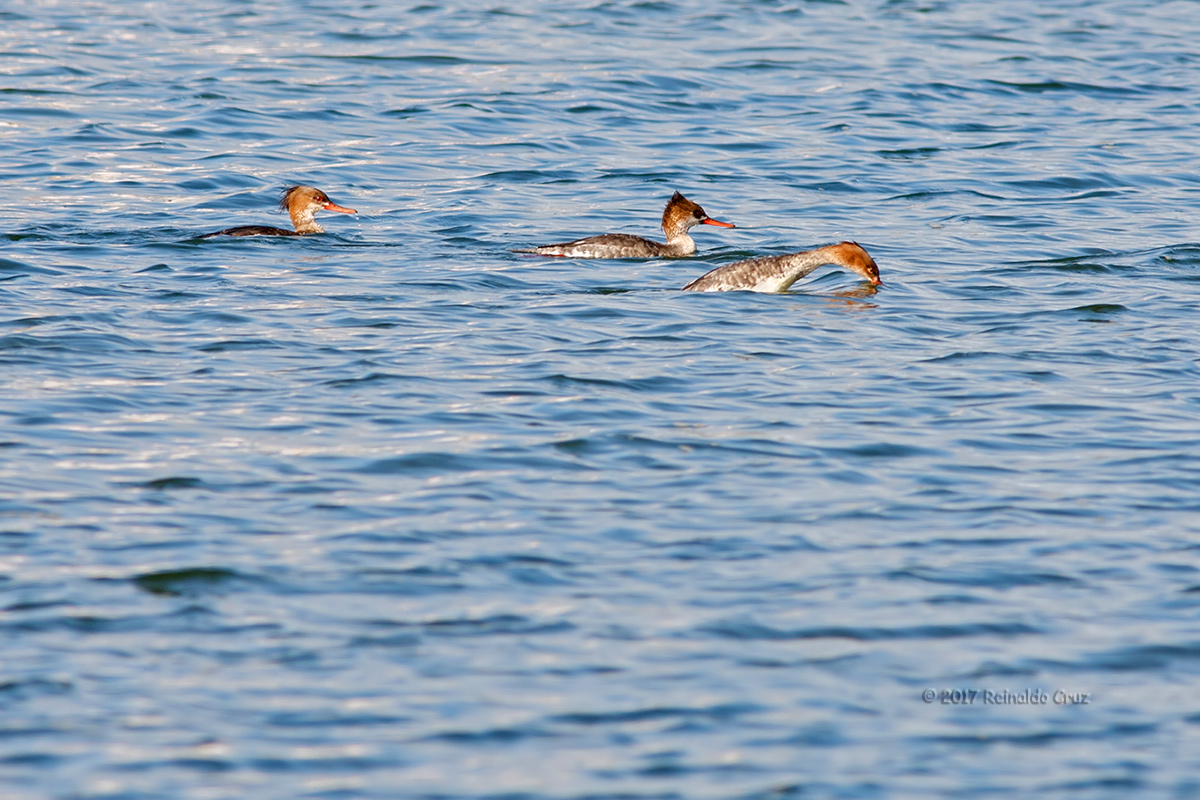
<box><xmin>830</xmin><ymin>241</ymin><xmax>882</xmax><ymax>286</ymax></box>
<box><xmin>279</xmin><ymin>185</ymin><xmax>357</xmax><ymax>234</ymax></box>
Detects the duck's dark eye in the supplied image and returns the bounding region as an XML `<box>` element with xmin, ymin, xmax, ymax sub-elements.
<box><xmin>693</xmin><ymin>210</ymin><xmax>704</xmax><ymax>218</ymax></box>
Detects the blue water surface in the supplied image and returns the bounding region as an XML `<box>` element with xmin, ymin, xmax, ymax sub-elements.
<box><xmin>3</xmin><ymin>1</ymin><xmax>1200</xmax><ymax>797</ymax></box>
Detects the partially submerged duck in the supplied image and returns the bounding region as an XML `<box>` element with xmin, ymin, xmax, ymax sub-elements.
<box><xmin>200</xmin><ymin>185</ymin><xmax>357</xmax><ymax>238</ymax></box>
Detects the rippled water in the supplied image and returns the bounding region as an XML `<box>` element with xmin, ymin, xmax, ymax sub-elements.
<box><xmin>4</xmin><ymin>1</ymin><xmax>1200</xmax><ymax>797</ymax></box>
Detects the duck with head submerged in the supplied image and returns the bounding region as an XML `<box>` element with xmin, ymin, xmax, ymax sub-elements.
<box><xmin>200</xmin><ymin>185</ymin><xmax>357</xmax><ymax>238</ymax></box>
<box><xmin>518</xmin><ymin>191</ymin><xmax>735</xmax><ymax>258</ymax></box>
<box><xmin>683</xmin><ymin>241</ymin><xmax>881</xmax><ymax>293</ymax></box>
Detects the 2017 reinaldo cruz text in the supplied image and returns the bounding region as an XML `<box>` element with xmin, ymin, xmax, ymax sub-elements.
<box><xmin>922</xmin><ymin>689</ymin><xmax>1091</xmax><ymax>705</ymax></box>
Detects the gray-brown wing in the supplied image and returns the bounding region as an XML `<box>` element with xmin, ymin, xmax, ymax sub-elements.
<box><xmin>527</xmin><ymin>234</ymin><xmax>664</xmax><ymax>259</ymax></box>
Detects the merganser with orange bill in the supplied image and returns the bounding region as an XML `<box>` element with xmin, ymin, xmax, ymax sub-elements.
<box><xmin>683</xmin><ymin>241</ymin><xmax>881</xmax><ymax>292</ymax></box>
<box><xmin>519</xmin><ymin>191</ymin><xmax>735</xmax><ymax>258</ymax></box>
<box><xmin>200</xmin><ymin>185</ymin><xmax>357</xmax><ymax>238</ymax></box>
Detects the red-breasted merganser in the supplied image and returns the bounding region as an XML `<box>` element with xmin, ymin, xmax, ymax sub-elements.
<box><xmin>200</xmin><ymin>185</ymin><xmax>357</xmax><ymax>238</ymax></box>
<box><xmin>683</xmin><ymin>241</ymin><xmax>881</xmax><ymax>292</ymax></box>
<box><xmin>519</xmin><ymin>191</ymin><xmax>735</xmax><ymax>258</ymax></box>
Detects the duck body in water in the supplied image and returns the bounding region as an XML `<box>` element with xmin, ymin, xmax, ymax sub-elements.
<box><xmin>200</xmin><ymin>185</ymin><xmax>356</xmax><ymax>238</ymax></box>
<box><xmin>683</xmin><ymin>242</ymin><xmax>881</xmax><ymax>292</ymax></box>
<box><xmin>518</xmin><ymin>191</ymin><xmax>735</xmax><ymax>258</ymax></box>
